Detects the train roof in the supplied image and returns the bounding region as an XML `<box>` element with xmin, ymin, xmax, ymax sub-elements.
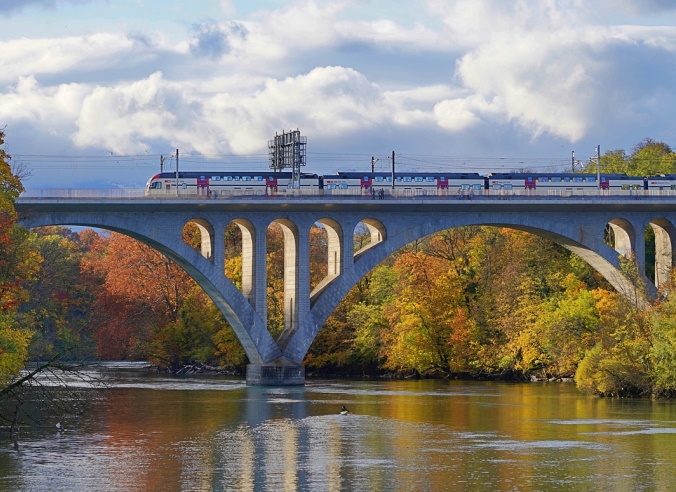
<box><xmin>153</xmin><ymin>171</ymin><xmax>318</xmax><ymax>178</ymax></box>
<box><xmin>327</xmin><ymin>171</ymin><xmax>484</xmax><ymax>178</ymax></box>
<box><xmin>487</xmin><ymin>172</ymin><xmax>641</xmax><ymax>180</ymax></box>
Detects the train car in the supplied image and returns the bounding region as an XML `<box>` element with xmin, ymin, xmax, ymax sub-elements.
<box><xmin>646</xmin><ymin>175</ymin><xmax>676</xmax><ymax>191</ymax></box>
<box><xmin>486</xmin><ymin>173</ymin><xmax>646</xmax><ymax>192</ymax></box>
<box><xmin>322</xmin><ymin>172</ymin><xmax>485</xmax><ymax>195</ymax></box>
<box><xmin>145</xmin><ymin>171</ymin><xmax>321</xmax><ymax>196</ymax></box>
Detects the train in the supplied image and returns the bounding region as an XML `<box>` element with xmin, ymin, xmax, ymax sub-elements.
<box><xmin>144</xmin><ymin>171</ymin><xmax>676</xmax><ymax>196</ymax></box>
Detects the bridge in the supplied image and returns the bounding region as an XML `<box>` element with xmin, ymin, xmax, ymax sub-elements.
<box><xmin>15</xmin><ymin>190</ymin><xmax>676</xmax><ymax>385</ymax></box>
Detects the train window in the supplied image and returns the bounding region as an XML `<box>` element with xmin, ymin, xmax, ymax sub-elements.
<box><xmin>235</xmin><ymin>176</ymin><xmax>241</xmax><ymax>181</ymax></box>
<box><xmin>386</xmin><ymin>177</ymin><xmax>392</xmax><ymax>181</ymax></box>
<box><xmin>396</xmin><ymin>177</ymin><xmax>402</xmax><ymax>181</ymax></box>
<box><xmin>574</xmin><ymin>177</ymin><xmax>583</xmax><ymax>182</ymax></box>
<box><xmin>492</xmin><ymin>184</ymin><xmax>502</xmax><ymax>190</ymax></box>
<box><xmin>551</xmin><ymin>177</ymin><xmax>562</xmax><ymax>182</ymax></box>
<box><xmin>461</xmin><ymin>184</ymin><xmax>470</xmax><ymax>190</ymax></box>
<box><xmin>225</xmin><ymin>176</ymin><xmax>232</xmax><ymax>181</ymax></box>
<box><xmin>404</xmin><ymin>177</ymin><xmax>412</xmax><ymax>182</ymax></box>
<box><xmin>472</xmin><ymin>184</ymin><xmax>482</xmax><ymax>190</ymax></box>
<box><xmin>585</xmin><ymin>177</ymin><xmax>595</xmax><ymax>182</ymax></box>
<box><xmin>254</xmin><ymin>176</ymin><xmax>263</xmax><ymax>181</ymax></box>
<box><xmin>439</xmin><ymin>177</ymin><xmax>446</xmax><ymax>181</ymax></box>
<box><xmin>504</xmin><ymin>184</ymin><xmax>513</xmax><ymax>190</ymax></box>
<box><xmin>426</xmin><ymin>177</ymin><xmax>435</xmax><ymax>182</ymax></box>
<box><xmin>200</xmin><ymin>176</ymin><xmax>206</xmax><ymax>180</ymax></box>
<box><xmin>375</xmin><ymin>176</ymin><xmax>384</xmax><ymax>182</ymax></box>
<box><xmin>540</xmin><ymin>177</ymin><xmax>548</xmax><ymax>182</ymax></box>
<box><xmin>212</xmin><ymin>176</ymin><xmax>221</xmax><ymax>181</ymax></box>
<box><xmin>564</xmin><ymin>177</ymin><xmax>571</xmax><ymax>182</ymax></box>
<box><xmin>363</xmin><ymin>176</ymin><xmax>369</xmax><ymax>181</ymax></box>
<box><xmin>182</xmin><ymin>183</ymin><xmax>187</xmax><ymax>189</ymax></box>
<box><xmin>243</xmin><ymin>176</ymin><xmax>251</xmax><ymax>181</ymax></box>
<box><xmin>326</xmin><ymin>184</ymin><xmax>336</xmax><ymax>190</ymax></box>
<box><xmin>339</xmin><ymin>184</ymin><xmax>348</xmax><ymax>189</ymax></box>
<box><xmin>415</xmin><ymin>177</ymin><xmax>423</xmax><ymax>182</ymax></box>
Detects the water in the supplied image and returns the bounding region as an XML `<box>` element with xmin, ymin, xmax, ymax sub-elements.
<box><xmin>1</xmin><ymin>365</ymin><xmax>675</xmax><ymax>491</ymax></box>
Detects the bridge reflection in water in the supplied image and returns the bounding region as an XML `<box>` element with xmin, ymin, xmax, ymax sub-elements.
<box><xmin>3</xmin><ymin>373</ymin><xmax>676</xmax><ymax>490</ymax></box>
<box><xmin>15</xmin><ymin>190</ymin><xmax>676</xmax><ymax>384</ymax></box>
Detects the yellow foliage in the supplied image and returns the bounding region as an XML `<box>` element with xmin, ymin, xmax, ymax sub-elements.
<box><xmin>0</xmin><ymin>324</ymin><xmax>33</xmax><ymax>385</ymax></box>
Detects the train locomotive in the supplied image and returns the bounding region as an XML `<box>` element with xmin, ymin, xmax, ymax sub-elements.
<box><xmin>144</xmin><ymin>171</ymin><xmax>676</xmax><ymax>196</ymax></box>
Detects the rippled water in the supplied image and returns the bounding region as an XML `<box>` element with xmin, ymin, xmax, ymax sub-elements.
<box><xmin>1</xmin><ymin>365</ymin><xmax>675</xmax><ymax>491</ymax></box>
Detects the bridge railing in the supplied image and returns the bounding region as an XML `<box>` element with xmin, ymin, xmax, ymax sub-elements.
<box><xmin>18</xmin><ymin>188</ymin><xmax>676</xmax><ymax>200</ymax></box>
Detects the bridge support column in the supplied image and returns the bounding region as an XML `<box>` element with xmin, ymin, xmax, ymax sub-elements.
<box><xmin>246</xmin><ymin>360</ymin><xmax>305</xmax><ymax>386</ymax></box>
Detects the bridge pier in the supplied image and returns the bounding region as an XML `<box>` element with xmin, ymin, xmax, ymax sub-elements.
<box><xmin>246</xmin><ymin>360</ymin><xmax>305</xmax><ymax>386</ymax></box>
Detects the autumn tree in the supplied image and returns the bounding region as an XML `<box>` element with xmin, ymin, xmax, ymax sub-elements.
<box><xmin>19</xmin><ymin>227</ymin><xmax>95</xmax><ymax>360</ymax></box>
<box><xmin>0</xmin><ymin>130</ymin><xmax>37</xmax><ymax>385</ymax></box>
<box><xmin>650</xmin><ymin>274</ymin><xmax>676</xmax><ymax>397</ymax></box>
<box><xmin>80</xmin><ymin>232</ymin><xmax>196</xmax><ymax>360</ymax></box>
<box><xmin>575</xmin><ymin>257</ymin><xmax>653</xmax><ymax>396</ymax></box>
<box><xmin>380</xmin><ymin>250</ymin><xmax>476</xmax><ymax>377</ymax></box>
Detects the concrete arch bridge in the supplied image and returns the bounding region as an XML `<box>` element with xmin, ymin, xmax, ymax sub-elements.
<box><xmin>15</xmin><ymin>195</ymin><xmax>676</xmax><ymax>385</ymax></box>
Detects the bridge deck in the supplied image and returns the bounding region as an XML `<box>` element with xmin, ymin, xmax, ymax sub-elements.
<box><xmin>15</xmin><ymin>195</ymin><xmax>676</xmax><ymax>213</ymax></box>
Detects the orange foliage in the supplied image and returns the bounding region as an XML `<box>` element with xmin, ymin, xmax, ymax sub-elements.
<box><xmin>80</xmin><ymin>232</ymin><xmax>196</xmax><ymax>359</ymax></box>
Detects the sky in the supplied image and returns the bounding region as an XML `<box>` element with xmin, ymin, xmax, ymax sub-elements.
<box><xmin>2</xmin><ymin>0</ymin><xmax>676</xmax><ymax>188</ymax></box>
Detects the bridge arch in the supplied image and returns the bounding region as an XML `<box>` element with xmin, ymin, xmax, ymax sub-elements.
<box><xmin>183</xmin><ymin>218</ymin><xmax>214</xmax><ymax>260</ymax></box>
<box><xmin>310</xmin><ymin>218</ymin><xmax>343</xmax><ymax>302</ymax></box>
<box><xmin>228</xmin><ymin>218</ymin><xmax>259</xmax><ymax>309</ymax></box>
<box><xmin>20</xmin><ymin>214</ymin><xmax>281</xmax><ymax>367</ymax></box>
<box><xmin>354</xmin><ymin>218</ymin><xmax>386</xmax><ymax>259</ymax></box>
<box><xmin>607</xmin><ymin>218</ymin><xmax>635</xmax><ymax>258</ymax></box>
<box><xmin>301</xmin><ymin>216</ymin><xmax>645</xmax><ymax>363</ymax></box>
<box><xmin>271</xmin><ymin>218</ymin><xmax>301</xmax><ymax>347</ymax></box>
<box><xmin>648</xmin><ymin>218</ymin><xmax>676</xmax><ymax>289</ymax></box>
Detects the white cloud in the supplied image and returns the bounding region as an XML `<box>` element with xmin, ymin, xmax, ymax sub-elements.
<box><xmin>0</xmin><ymin>76</ymin><xmax>88</xmax><ymax>128</ymax></box>
<box><xmin>73</xmin><ymin>72</ymin><xmax>194</xmax><ymax>154</ymax></box>
<box><xmin>421</xmin><ymin>0</ymin><xmax>676</xmax><ymax>142</ymax></box>
<box><xmin>3</xmin><ymin>0</ymin><xmax>676</xmax><ymax>185</ymax></box>
<box><xmin>68</xmin><ymin>66</ymin><xmax>400</xmax><ymax>155</ymax></box>
<box><xmin>0</xmin><ymin>33</ymin><xmax>149</xmax><ymax>82</ymax></box>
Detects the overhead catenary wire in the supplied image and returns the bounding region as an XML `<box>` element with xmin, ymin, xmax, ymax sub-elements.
<box><xmin>12</xmin><ymin>151</ymin><xmax>587</xmax><ymax>174</ymax></box>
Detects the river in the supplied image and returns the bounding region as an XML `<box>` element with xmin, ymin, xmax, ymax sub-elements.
<box><xmin>1</xmin><ymin>364</ymin><xmax>675</xmax><ymax>491</ymax></box>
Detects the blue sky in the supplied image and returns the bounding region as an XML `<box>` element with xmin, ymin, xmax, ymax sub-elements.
<box><xmin>2</xmin><ymin>0</ymin><xmax>676</xmax><ymax>188</ymax></box>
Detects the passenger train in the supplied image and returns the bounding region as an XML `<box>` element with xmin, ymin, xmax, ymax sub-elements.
<box><xmin>144</xmin><ymin>171</ymin><xmax>676</xmax><ymax>196</ymax></box>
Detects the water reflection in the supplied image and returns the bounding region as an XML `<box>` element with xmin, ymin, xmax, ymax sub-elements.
<box><xmin>1</xmin><ymin>371</ymin><xmax>676</xmax><ymax>491</ymax></box>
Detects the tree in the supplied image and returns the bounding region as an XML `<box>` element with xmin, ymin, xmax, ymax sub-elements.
<box><xmin>592</xmin><ymin>139</ymin><xmax>676</xmax><ymax>176</ymax></box>
<box><xmin>80</xmin><ymin>232</ymin><xmax>195</xmax><ymax>361</ymax></box>
<box><xmin>650</xmin><ymin>289</ymin><xmax>676</xmax><ymax>398</ymax></box>
<box><xmin>380</xmin><ymin>251</ymin><xmax>475</xmax><ymax>377</ymax></box>
<box><xmin>575</xmin><ymin>258</ymin><xmax>653</xmax><ymax>396</ymax></box>
<box><xmin>0</xmin><ymin>130</ymin><xmax>36</xmax><ymax>385</ymax></box>
<box><xmin>19</xmin><ymin>228</ymin><xmax>95</xmax><ymax>360</ymax></box>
